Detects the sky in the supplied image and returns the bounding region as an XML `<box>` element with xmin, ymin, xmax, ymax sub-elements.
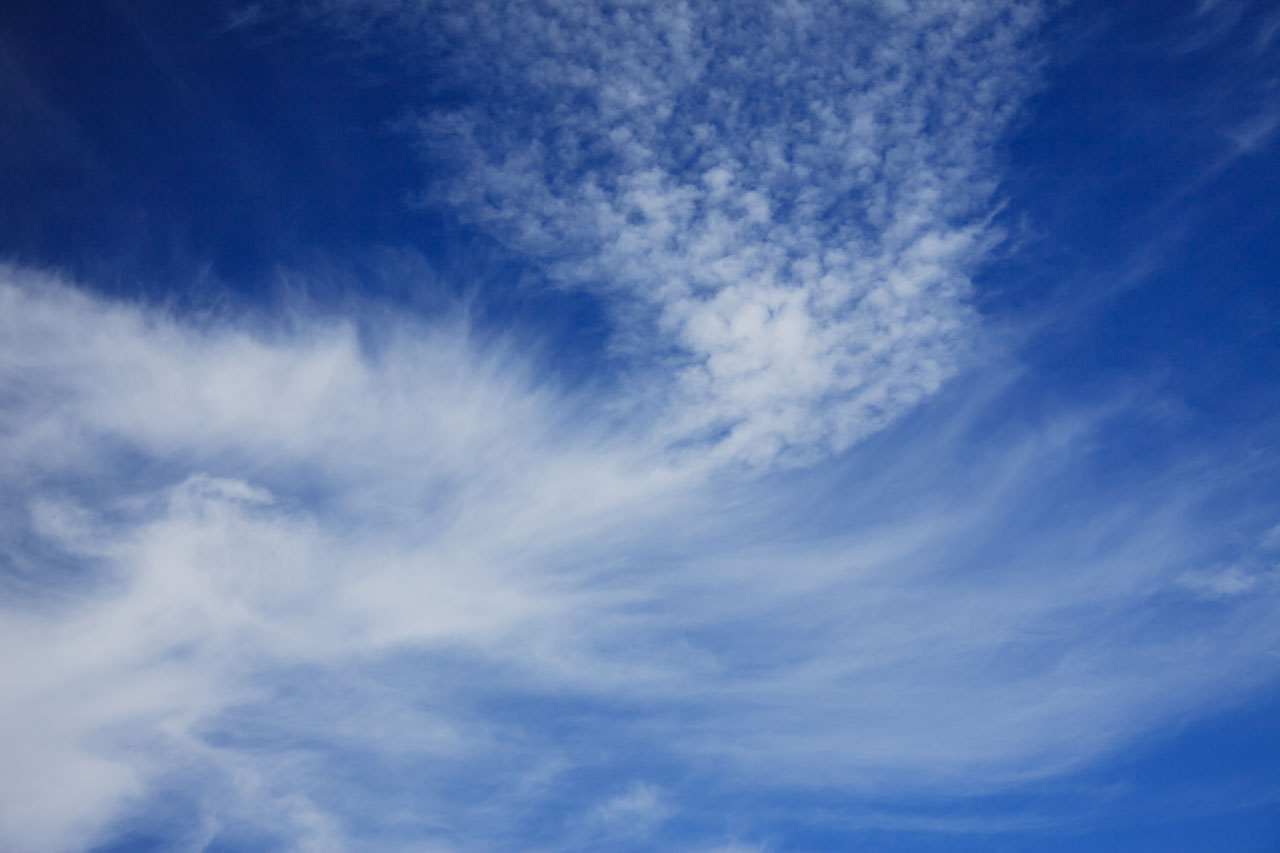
<box><xmin>1</xmin><ymin>0</ymin><xmax>1279</xmax><ymax>850</ymax></box>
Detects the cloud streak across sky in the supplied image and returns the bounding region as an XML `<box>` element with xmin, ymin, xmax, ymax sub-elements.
<box><xmin>1</xmin><ymin>1</ymin><xmax>1279</xmax><ymax>851</ymax></box>
<box><xmin>4</xmin><ymin>263</ymin><xmax>1278</xmax><ymax>852</ymax></box>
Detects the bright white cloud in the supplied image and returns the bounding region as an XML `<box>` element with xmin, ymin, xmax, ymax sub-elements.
<box><xmin>2</xmin><ymin>267</ymin><xmax>1278</xmax><ymax>850</ymax></box>
<box><xmin>343</xmin><ymin>0</ymin><xmax>1048</xmax><ymax>465</ymax></box>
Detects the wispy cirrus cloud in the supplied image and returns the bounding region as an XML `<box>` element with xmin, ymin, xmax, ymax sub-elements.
<box><xmin>2</xmin><ymin>265</ymin><xmax>1278</xmax><ymax>850</ymax></box>
<box><xmin>0</xmin><ymin>265</ymin><xmax>688</xmax><ymax>850</ymax></box>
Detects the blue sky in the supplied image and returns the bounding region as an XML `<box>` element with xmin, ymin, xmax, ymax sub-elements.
<box><xmin>1</xmin><ymin>0</ymin><xmax>1279</xmax><ymax>850</ymax></box>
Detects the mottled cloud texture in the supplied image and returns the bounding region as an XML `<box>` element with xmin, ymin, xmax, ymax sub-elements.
<box><xmin>374</xmin><ymin>0</ymin><xmax>1044</xmax><ymax>464</ymax></box>
<box><xmin>2</xmin><ymin>1</ymin><xmax>1279</xmax><ymax>851</ymax></box>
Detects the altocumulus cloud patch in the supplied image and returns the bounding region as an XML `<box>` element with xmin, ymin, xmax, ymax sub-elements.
<box><xmin>2</xmin><ymin>0</ymin><xmax>1280</xmax><ymax>851</ymax></box>
<box><xmin>381</xmin><ymin>0</ymin><xmax>1043</xmax><ymax>465</ymax></box>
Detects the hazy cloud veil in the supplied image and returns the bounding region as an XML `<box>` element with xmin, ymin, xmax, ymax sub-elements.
<box><xmin>1</xmin><ymin>1</ymin><xmax>1279</xmax><ymax>851</ymax></box>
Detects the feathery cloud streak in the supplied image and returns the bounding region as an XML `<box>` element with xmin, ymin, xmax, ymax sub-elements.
<box><xmin>3</xmin><ymin>266</ymin><xmax>1278</xmax><ymax>850</ymax></box>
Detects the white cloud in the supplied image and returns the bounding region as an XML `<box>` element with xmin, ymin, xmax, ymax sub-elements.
<box><xmin>1179</xmin><ymin>564</ymin><xmax>1272</xmax><ymax>599</ymax></box>
<box><xmin>2</xmin><ymin>267</ymin><xmax>1279</xmax><ymax>849</ymax></box>
<box><xmin>344</xmin><ymin>0</ymin><xmax>1049</xmax><ymax>465</ymax></box>
<box><xmin>0</xmin><ymin>267</ymin><xmax>685</xmax><ymax>850</ymax></box>
<box><xmin>585</xmin><ymin>781</ymin><xmax>671</xmax><ymax>838</ymax></box>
